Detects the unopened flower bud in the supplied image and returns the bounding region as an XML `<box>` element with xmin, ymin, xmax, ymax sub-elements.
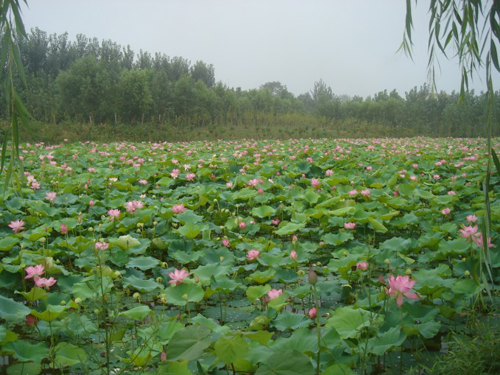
<box><xmin>308</xmin><ymin>268</ymin><xmax>318</xmax><ymax>285</ymax></box>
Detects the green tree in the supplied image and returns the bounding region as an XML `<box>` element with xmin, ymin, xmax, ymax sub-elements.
<box><xmin>118</xmin><ymin>69</ymin><xmax>153</xmax><ymax>124</ymax></box>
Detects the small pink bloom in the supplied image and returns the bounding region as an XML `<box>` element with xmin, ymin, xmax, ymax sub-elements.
<box><xmin>222</xmin><ymin>239</ymin><xmax>230</xmax><ymax>248</ymax></box>
<box><xmin>356</xmin><ymin>261</ymin><xmax>368</xmax><ymax>271</ymax></box>
<box><xmin>35</xmin><ymin>277</ymin><xmax>57</xmax><ymax>290</ymax></box>
<box><xmin>139</xmin><ymin>179</ymin><xmax>148</xmax><ymax>185</ymax></box>
<box><xmin>60</xmin><ymin>224</ymin><xmax>68</xmax><ymax>234</ymax></box>
<box><xmin>472</xmin><ymin>233</ymin><xmax>494</xmax><ymax>248</ymax></box>
<box><xmin>45</xmin><ymin>192</ymin><xmax>57</xmax><ymax>202</ymax></box>
<box><xmin>271</xmin><ymin>219</ymin><xmax>280</xmax><ymax>226</ymax></box>
<box><xmin>9</xmin><ymin>220</ymin><xmax>25</xmax><ymax>233</ymax></box>
<box><xmin>460</xmin><ymin>225</ymin><xmax>478</xmax><ymax>240</ymax></box>
<box><xmin>168</xmin><ymin>269</ymin><xmax>189</xmax><ymax>285</ymax></box>
<box><xmin>257</xmin><ymin>188</ymin><xmax>264</xmax><ymax>194</ymax></box>
<box><xmin>325</xmin><ymin>169</ymin><xmax>333</xmax><ymax>176</ymax></box>
<box><xmin>172</xmin><ymin>204</ymin><xmax>186</xmax><ymax>214</ymax></box>
<box><xmin>290</xmin><ymin>250</ymin><xmax>298</xmax><ymax>261</ymax></box>
<box><xmin>89</xmin><ymin>200</ymin><xmax>95</xmax><ymax>206</ymax></box>
<box><xmin>108</xmin><ymin>209</ymin><xmax>121</xmax><ymax>219</ymax></box>
<box><xmin>366</xmin><ymin>166</ymin><xmax>372</xmax><ymax>171</ymax></box>
<box><xmin>466</xmin><ymin>215</ymin><xmax>477</xmax><ymax>223</ymax></box>
<box><xmin>441</xmin><ymin>208</ymin><xmax>451</xmax><ymax>215</ymax></box>
<box><xmin>186</xmin><ymin>173</ymin><xmax>196</xmax><ymax>181</ymax></box>
<box><xmin>88</xmin><ymin>167</ymin><xmax>96</xmax><ymax>173</ymax></box>
<box><xmin>386</xmin><ymin>275</ymin><xmax>418</xmax><ymax>307</ymax></box>
<box><xmin>448</xmin><ymin>191</ymin><xmax>456</xmax><ymax>195</ymax></box>
<box><xmin>125</xmin><ymin>201</ymin><xmax>143</xmax><ymax>213</ymax></box>
<box><xmin>344</xmin><ymin>222</ymin><xmax>356</xmax><ymax>230</ymax></box>
<box><xmin>267</xmin><ymin>289</ymin><xmax>283</xmax><ymax>300</ymax></box>
<box><xmin>226</xmin><ymin>182</ymin><xmax>233</xmax><ymax>188</ymax></box>
<box><xmin>25</xmin><ymin>264</ymin><xmax>45</xmax><ymax>279</ymax></box>
<box><xmin>95</xmin><ymin>242</ymin><xmax>109</xmax><ymax>250</ymax></box>
<box><xmin>348</xmin><ymin>189</ymin><xmax>357</xmax><ymax>196</ymax></box>
<box><xmin>246</xmin><ymin>249</ymin><xmax>260</xmax><ymax>261</ymax></box>
<box><xmin>361</xmin><ymin>189</ymin><xmax>370</xmax><ymax>196</ymax></box>
<box><xmin>292</xmin><ymin>235</ymin><xmax>298</xmax><ymax>243</ymax></box>
<box><xmin>239</xmin><ymin>222</ymin><xmax>246</xmax><ymax>230</ymax></box>
<box><xmin>378</xmin><ymin>274</ymin><xmax>385</xmax><ymax>284</ymax></box>
<box><xmin>308</xmin><ymin>307</ymin><xmax>317</xmax><ymax>319</ymax></box>
<box><xmin>311</xmin><ymin>178</ymin><xmax>320</xmax><ymax>187</ymax></box>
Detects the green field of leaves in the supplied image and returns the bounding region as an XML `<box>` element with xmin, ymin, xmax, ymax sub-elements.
<box><xmin>0</xmin><ymin>137</ymin><xmax>499</xmax><ymax>374</ymax></box>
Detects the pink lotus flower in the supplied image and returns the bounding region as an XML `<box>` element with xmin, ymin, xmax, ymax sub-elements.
<box><xmin>460</xmin><ymin>225</ymin><xmax>478</xmax><ymax>240</ymax></box>
<box><xmin>466</xmin><ymin>215</ymin><xmax>477</xmax><ymax>223</ymax></box>
<box><xmin>186</xmin><ymin>173</ymin><xmax>196</xmax><ymax>181</ymax></box>
<box><xmin>361</xmin><ymin>189</ymin><xmax>371</xmax><ymax>196</ymax></box>
<box><xmin>9</xmin><ymin>220</ymin><xmax>25</xmax><ymax>233</ymax></box>
<box><xmin>441</xmin><ymin>208</ymin><xmax>451</xmax><ymax>215</ymax></box>
<box><xmin>292</xmin><ymin>235</ymin><xmax>298</xmax><ymax>243</ymax></box>
<box><xmin>386</xmin><ymin>275</ymin><xmax>418</xmax><ymax>307</ymax></box>
<box><xmin>308</xmin><ymin>307</ymin><xmax>317</xmax><ymax>319</ymax></box>
<box><xmin>60</xmin><ymin>224</ymin><xmax>68</xmax><ymax>234</ymax></box>
<box><xmin>348</xmin><ymin>189</ymin><xmax>357</xmax><ymax>196</ymax></box>
<box><xmin>239</xmin><ymin>222</ymin><xmax>246</xmax><ymax>230</ymax></box>
<box><xmin>267</xmin><ymin>289</ymin><xmax>282</xmax><ymax>300</ymax></box>
<box><xmin>95</xmin><ymin>242</ymin><xmax>109</xmax><ymax>250</ymax></box>
<box><xmin>356</xmin><ymin>261</ymin><xmax>368</xmax><ymax>271</ymax></box>
<box><xmin>25</xmin><ymin>265</ymin><xmax>45</xmax><ymax>279</ymax></box>
<box><xmin>311</xmin><ymin>178</ymin><xmax>320</xmax><ymax>187</ymax></box>
<box><xmin>35</xmin><ymin>277</ymin><xmax>57</xmax><ymax>290</ymax></box>
<box><xmin>290</xmin><ymin>250</ymin><xmax>298</xmax><ymax>261</ymax></box>
<box><xmin>172</xmin><ymin>204</ymin><xmax>186</xmax><ymax>214</ymax></box>
<box><xmin>246</xmin><ymin>249</ymin><xmax>260</xmax><ymax>261</ymax></box>
<box><xmin>226</xmin><ymin>182</ymin><xmax>233</xmax><ymax>188</ymax></box>
<box><xmin>108</xmin><ymin>209</ymin><xmax>121</xmax><ymax>219</ymax></box>
<box><xmin>257</xmin><ymin>188</ymin><xmax>264</xmax><ymax>194</ymax></box>
<box><xmin>168</xmin><ymin>269</ymin><xmax>190</xmax><ymax>285</ymax></box>
<box><xmin>472</xmin><ymin>232</ymin><xmax>494</xmax><ymax>248</ymax></box>
<box><xmin>325</xmin><ymin>169</ymin><xmax>333</xmax><ymax>176</ymax></box>
<box><xmin>222</xmin><ymin>239</ymin><xmax>230</xmax><ymax>248</ymax></box>
<box><xmin>271</xmin><ymin>219</ymin><xmax>280</xmax><ymax>226</ymax></box>
<box><xmin>344</xmin><ymin>222</ymin><xmax>356</xmax><ymax>230</ymax></box>
<box><xmin>126</xmin><ymin>201</ymin><xmax>143</xmax><ymax>213</ymax></box>
<box><xmin>45</xmin><ymin>192</ymin><xmax>57</xmax><ymax>202</ymax></box>
<box><xmin>89</xmin><ymin>200</ymin><xmax>95</xmax><ymax>206</ymax></box>
<box><xmin>139</xmin><ymin>179</ymin><xmax>148</xmax><ymax>185</ymax></box>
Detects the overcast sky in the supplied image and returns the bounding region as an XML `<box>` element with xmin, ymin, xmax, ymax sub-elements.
<box><xmin>22</xmin><ymin>0</ymin><xmax>498</xmax><ymax>97</ymax></box>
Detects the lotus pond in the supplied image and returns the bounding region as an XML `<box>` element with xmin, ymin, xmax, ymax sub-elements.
<box><xmin>0</xmin><ymin>137</ymin><xmax>499</xmax><ymax>374</ymax></box>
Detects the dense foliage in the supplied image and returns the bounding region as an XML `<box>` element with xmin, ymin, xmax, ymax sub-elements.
<box><xmin>1</xmin><ymin>28</ymin><xmax>500</xmax><ymax>138</ymax></box>
<box><xmin>0</xmin><ymin>137</ymin><xmax>498</xmax><ymax>374</ymax></box>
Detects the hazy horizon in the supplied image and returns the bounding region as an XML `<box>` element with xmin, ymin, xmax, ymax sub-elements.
<box><xmin>22</xmin><ymin>0</ymin><xmax>499</xmax><ymax>98</ymax></box>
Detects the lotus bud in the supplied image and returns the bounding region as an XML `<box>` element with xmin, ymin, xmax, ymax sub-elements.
<box><xmin>133</xmin><ymin>292</ymin><xmax>140</xmax><ymax>300</ymax></box>
<box><xmin>308</xmin><ymin>268</ymin><xmax>318</xmax><ymax>285</ymax></box>
<box><xmin>88</xmin><ymin>227</ymin><xmax>94</xmax><ymax>232</ymax></box>
<box><xmin>156</xmin><ymin>277</ymin><xmax>163</xmax><ymax>283</ymax></box>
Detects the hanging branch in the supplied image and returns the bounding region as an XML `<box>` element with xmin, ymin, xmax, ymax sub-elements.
<box><xmin>0</xmin><ymin>0</ymin><xmax>31</xmax><ymax>194</ymax></box>
<box><xmin>401</xmin><ymin>0</ymin><xmax>499</xmax><ymax>287</ymax></box>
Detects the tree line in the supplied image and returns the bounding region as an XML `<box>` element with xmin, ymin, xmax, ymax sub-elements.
<box><xmin>1</xmin><ymin>27</ymin><xmax>499</xmax><ymax>138</ymax></box>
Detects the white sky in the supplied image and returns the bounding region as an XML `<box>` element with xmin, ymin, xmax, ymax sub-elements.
<box><xmin>21</xmin><ymin>0</ymin><xmax>499</xmax><ymax>97</ymax></box>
